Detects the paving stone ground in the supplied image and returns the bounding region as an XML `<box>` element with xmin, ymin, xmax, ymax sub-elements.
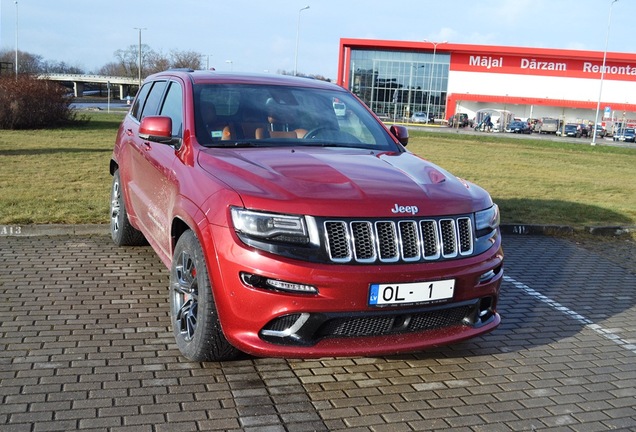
<box><xmin>1</xmin><ymin>233</ymin><xmax>635</xmax><ymax>431</ymax></box>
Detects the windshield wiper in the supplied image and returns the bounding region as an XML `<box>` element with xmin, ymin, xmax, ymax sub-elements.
<box><xmin>229</xmin><ymin>141</ymin><xmax>260</xmax><ymax>147</ymax></box>
<box><xmin>300</xmin><ymin>141</ymin><xmax>369</xmax><ymax>149</ymax></box>
<box><xmin>205</xmin><ymin>141</ymin><xmax>261</xmax><ymax>148</ymax></box>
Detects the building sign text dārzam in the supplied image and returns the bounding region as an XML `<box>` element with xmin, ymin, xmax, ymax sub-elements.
<box><xmin>452</xmin><ymin>53</ymin><xmax>636</xmax><ymax>81</ymax></box>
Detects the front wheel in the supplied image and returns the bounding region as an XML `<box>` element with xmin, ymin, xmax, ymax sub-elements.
<box><xmin>170</xmin><ymin>230</ymin><xmax>240</xmax><ymax>362</ymax></box>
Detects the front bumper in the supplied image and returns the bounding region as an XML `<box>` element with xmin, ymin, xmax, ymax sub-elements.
<box><xmin>203</xmin><ymin>223</ymin><xmax>504</xmax><ymax>358</ymax></box>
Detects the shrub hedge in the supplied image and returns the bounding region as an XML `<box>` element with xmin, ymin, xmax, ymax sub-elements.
<box><xmin>0</xmin><ymin>75</ymin><xmax>82</xmax><ymax>129</ymax></box>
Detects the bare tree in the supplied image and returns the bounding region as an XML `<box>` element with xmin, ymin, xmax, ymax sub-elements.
<box><xmin>41</xmin><ymin>60</ymin><xmax>84</xmax><ymax>74</ymax></box>
<box><xmin>170</xmin><ymin>50</ymin><xmax>202</xmax><ymax>69</ymax></box>
<box><xmin>109</xmin><ymin>45</ymin><xmax>203</xmax><ymax>77</ymax></box>
<box><xmin>114</xmin><ymin>44</ymin><xmax>156</xmax><ymax>78</ymax></box>
<box><xmin>96</xmin><ymin>62</ymin><xmax>125</xmax><ymax>76</ymax></box>
<box><xmin>0</xmin><ymin>49</ymin><xmax>86</xmax><ymax>75</ymax></box>
<box><xmin>146</xmin><ymin>51</ymin><xmax>171</xmax><ymax>75</ymax></box>
<box><xmin>0</xmin><ymin>49</ymin><xmax>42</xmax><ymax>74</ymax></box>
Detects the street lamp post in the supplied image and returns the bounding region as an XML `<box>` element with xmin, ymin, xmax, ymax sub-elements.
<box><xmin>225</xmin><ymin>60</ymin><xmax>233</xmax><ymax>70</ymax></box>
<box><xmin>134</xmin><ymin>27</ymin><xmax>146</xmax><ymax>87</ymax></box>
<box><xmin>15</xmin><ymin>1</ymin><xmax>18</xmax><ymax>77</ymax></box>
<box><xmin>294</xmin><ymin>5</ymin><xmax>310</xmax><ymax>76</ymax></box>
<box><xmin>424</xmin><ymin>40</ymin><xmax>447</xmax><ymax>123</ymax></box>
<box><xmin>202</xmin><ymin>54</ymin><xmax>213</xmax><ymax>70</ymax></box>
<box><xmin>591</xmin><ymin>0</ymin><xmax>618</xmax><ymax>146</ymax></box>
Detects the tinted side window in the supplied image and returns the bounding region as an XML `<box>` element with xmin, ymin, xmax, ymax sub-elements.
<box><xmin>141</xmin><ymin>81</ymin><xmax>168</xmax><ymax>120</ymax></box>
<box><xmin>159</xmin><ymin>81</ymin><xmax>183</xmax><ymax>137</ymax></box>
<box><xmin>130</xmin><ymin>82</ymin><xmax>152</xmax><ymax>121</ymax></box>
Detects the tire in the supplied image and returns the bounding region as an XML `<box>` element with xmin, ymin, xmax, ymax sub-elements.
<box><xmin>170</xmin><ymin>230</ymin><xmax>240</xmax><ymax>362</ymax></box>
<box><xmin>110</xmin><ymin>170</ymin><xmax>146</xmax><ymax>246</ymax></box>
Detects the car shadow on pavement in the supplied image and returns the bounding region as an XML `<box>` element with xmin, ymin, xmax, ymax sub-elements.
<box><xmin>385</xmin><ymin>234</ymin><xmax>636</xmax><ymax>362</ymax></box>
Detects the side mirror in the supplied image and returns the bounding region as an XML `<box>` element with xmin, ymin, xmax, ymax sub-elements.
<box><xmin>139</xmin><ymin>116</ymin><xmax>178</xmax><ymax>145</ymax></box>
<box><xmin>390</xmin><ymin>124</ymin><xmax>409</xmax><ymax>146</ymax></box>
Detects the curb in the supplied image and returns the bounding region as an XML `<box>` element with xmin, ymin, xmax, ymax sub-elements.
<box><xmin>2</xmin><ymin>223</ymin><xmax>635</xmax><ymax>238</ymax></box>
<box><xmin>1</xmin><ymin>224</ymin><xmax>109</xmax><ymax>237</ymax></box>
<box><xmin>500</xmin><ymin>224</ymin><xmax>636</xmax><ymax>237</ymax></box>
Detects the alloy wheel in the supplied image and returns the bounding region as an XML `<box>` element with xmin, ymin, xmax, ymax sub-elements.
<box><xmin>172</xmin><ymin>251</ymin><xmax>199</xmax><ymax>341</ymax></box>
<box><xmin>110</xmin><ymin>179</ymin><xmax>121</xmax><ymax>235</ymax></box>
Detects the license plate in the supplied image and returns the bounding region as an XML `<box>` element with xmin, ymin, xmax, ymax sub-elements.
<box><xmin>369</xmin><ymin>279</ymin><xmax>454</xmax><ymax>306</ymax></box>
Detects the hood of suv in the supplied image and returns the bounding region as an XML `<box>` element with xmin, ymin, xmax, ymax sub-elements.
<box><xmin>198</xmin><ymin>147</ymin><xmax>492</xmax><ymax>217</ymax></box>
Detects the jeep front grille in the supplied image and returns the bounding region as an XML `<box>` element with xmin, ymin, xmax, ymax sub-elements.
<box><xmin>324</xmin><ymin>217</ymin><xmax>473</xmax><ymax>264</ymax></box>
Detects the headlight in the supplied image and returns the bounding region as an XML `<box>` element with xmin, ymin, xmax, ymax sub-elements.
<box><xmin>475</xmin><ymin>204</ymin><xmax>500</xmax><ymax>232</ymax></box>
<box><xmin>231</xmin><ymin>207</ymin><xmax>314</xmax><ymax>245</ymax></box>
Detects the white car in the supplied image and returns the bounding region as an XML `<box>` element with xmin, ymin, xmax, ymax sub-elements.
<box><xmin>411</xmin><ymin>112</ymin><xmax>431</xmax><ymax>123</ymax></box>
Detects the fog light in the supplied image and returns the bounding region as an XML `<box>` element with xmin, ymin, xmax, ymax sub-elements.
<box><xmin>241</xmin><ymin>272</ymin><xmax>318</xmax><ymax>294</ymax></box>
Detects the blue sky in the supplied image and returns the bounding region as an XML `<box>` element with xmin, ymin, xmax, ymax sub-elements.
<box><xmin>0</xmin><ymin>0</ymin><xmax>633</xmax><ymax>80</ymax></box>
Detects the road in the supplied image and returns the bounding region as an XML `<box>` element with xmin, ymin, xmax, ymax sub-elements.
<box><xmin>1</xmin><ymin>233</ymin><xmax>635</xmax><ymax>431</ymax></box>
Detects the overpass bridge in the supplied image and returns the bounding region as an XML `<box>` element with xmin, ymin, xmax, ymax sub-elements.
<box><xmin>38</xmin><ymin>73</ymin><xmax>139</xmax><ymax>99</ymax></box>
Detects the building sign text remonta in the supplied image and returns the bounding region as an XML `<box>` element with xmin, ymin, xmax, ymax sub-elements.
<box><xmin>451</xmin><ymin>53</ymin><xmax>636</xmax><ymax>81</ymax></box>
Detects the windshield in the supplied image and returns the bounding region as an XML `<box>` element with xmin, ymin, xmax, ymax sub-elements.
<box><xmin>193</xmin><ymin>83</ymin><xmax>399</xmax><ymax>151</ymax></box>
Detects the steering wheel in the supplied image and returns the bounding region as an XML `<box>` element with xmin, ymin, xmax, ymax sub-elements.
<box><xmin>303</xmin><ymin>126</ymin><xmax>338</xmax><ymax>139</ymax></box>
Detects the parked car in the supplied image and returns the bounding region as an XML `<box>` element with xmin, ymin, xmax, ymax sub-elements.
<box><xmin>614</xmin><ymin>127</ymin><xmax>635</xmax><ymax>142</ymax></box>
<box><xmin>448</xmin><ymin>112</ymin><xmax>471</xmax><ymax>128</ymax></box>
<box><xmin>594</xmin><ymin>124</ymin><xmax>606</xmax><ymax>138</ymax></box>
<box><xmin>109</xmin><ymin>69</ymin><xmax>503</xmax><ymax>361</ymax></box>
<box><xmin>577</xmin><ymin>123</ymin><xmax>591</xmax><ymax>138</ymax></box>
<box><xmin>537</xmin><ymin>117</ymin><xmax>559</xmax><ymax>134</ymax></box>
<box><xmin>505</xmin><ymin>120</ymin><xmax>532</xmax><ymax>134</ymax></box>
<box><xmin>562</xmin><ymin>123</ymin><xmax>582</xmax><ymax>137</ymax></box>
<box><xmin>613</xmin><ymin>128</ymin><xmax>624</xmax><ymax>141</ymax></box>
<box><xmin>410</xmin><ymin>111</ymin><xmax>433</xmax><ymax>123</ymax></box>
<box><xmin>527</xmin><ymin>118</ymin><xmax>540</xmax><ymax>132</ymax></box>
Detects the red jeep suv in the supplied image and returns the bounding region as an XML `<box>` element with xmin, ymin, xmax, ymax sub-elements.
<box><xmin>109</xmin><ymin>69</ymin><xmax>503</xmax><ymax>361</ymax></box>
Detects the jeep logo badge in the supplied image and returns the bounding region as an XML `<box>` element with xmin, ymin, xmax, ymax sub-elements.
<box><xmin>391</xmin><ymin>204</ymin><xmax>419</xmax><ymax>215</ymax></box>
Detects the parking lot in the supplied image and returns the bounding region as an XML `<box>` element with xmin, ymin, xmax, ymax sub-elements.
<box><xmin>1</xmin><ymin>232</ymin><xmax>635</xmax><ymax>431</ymax></box>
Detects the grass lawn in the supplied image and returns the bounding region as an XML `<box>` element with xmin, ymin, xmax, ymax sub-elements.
<box><xmin>0</xmin><ymin>113</ymin><xmax>634</xmax><ymax>232</ymax></box>
<box><xmin>0</xmin><ymin>112</ymin><xmax>125</xmax><ymax>224</ymax></box>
